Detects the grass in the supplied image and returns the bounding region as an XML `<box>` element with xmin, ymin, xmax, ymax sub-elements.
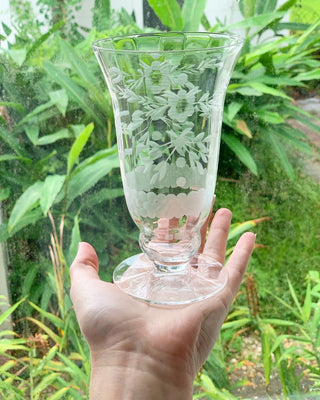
<box><xmin>215</xmin><ymin>154</ymin><xmax>320</xmax><ymax>319</ymax></box>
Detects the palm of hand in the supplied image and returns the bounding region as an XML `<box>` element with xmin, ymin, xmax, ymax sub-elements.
<box><xmin>70</xmin><ymin>209</ymin><xmax>255</xmax><ymax>384</ymax></box>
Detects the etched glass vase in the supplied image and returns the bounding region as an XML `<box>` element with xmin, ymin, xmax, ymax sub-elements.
<box><xmin>93</xmin><ymin>32</ymin><xmax>243</xmax><ymax>306</ymax></box>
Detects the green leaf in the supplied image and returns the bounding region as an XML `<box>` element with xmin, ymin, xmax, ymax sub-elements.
<box><xmin>21</xmin><ymin>263</ymin><xmax>40</xmax><ymax>298</ymax></box>
<box><xmin>147</xmin><ymin>0</ymin><xmax>183</xmax><ymax>30</ymax></box>
<box><xmin>59</xmin><ymin>38</ymin><xmax>96</xmax><ymax>87</ymax></box>
<box><xmin>2</xmin><ymin>22</ymin><xmax>12</xmax><ymax>36</ymax></box>
<box><xmin>238</xmin><ymin>0</ymin><xmax>255</xmax><ymax>18</ymax></box>
<box><xmin>256</xmin><ymin>110</ymin><xmax>284</xmax><ymax>124</ymax></box>
<box><xmin>295</xmin><ymin>68</ymin><xmax>320</xmax><ymax>81</ymax></box>
<box><xmin>17</xmin><ymin>100</ymin><xmax>54</xmax><ymax>127</ymax></box>
<box><xmin>73</xmin><ymin>146</ymin><xmax>118</xmax><ymax>173</ymax></box>
<box><xmin>48</xmin><ymin>387</ymin><xmax>71</xmax><ymax>400</ymax></box>
<box><xmin>38</xmin><ymin>128</ymin><xmax>72</xmax><ymax>145</ymax></box>
<box><xmin>7</xmin><ymin>208</ymin><xmax>43</xmax><ymax>237</ymax></box>
<box><xmin>228</xmin><ymin>217</ymin><xmax>269</xmax><ymax>241</ymax></box>
<box><xmin>253</xmin><ymin>75</ymin><xmax>304</xmax><ymax>87</ymax></box>
<box><xmin>8</xmin><ymin>49</ymin><xmax>27</xmax><ymax>66</ymax></box>
<box><xmin>294</xmin><ymin>115</ymin><xmax>320</xmax><ymax>135</ymax></box>
<box><xmin>182</xmin><ymin>0</ymin><xmax>207</xmax><ymax>31</ymax></box>
<box><xmin>248</xmin><ymin>82</ymin><xmax>291</xmax><ymax>99</ymax></box>
<box><xmin>26</xmin><ymin>20</ymin><xmax>65</xmax><ymax>59</ymax></box>
<box><xmin>0</xmin><ymin>339</ymin><xmax>29</xmax><ymax>353</ymax></box>
<box><xmin>277</xmin><ymin>22</ymin><xmax>312</xmax><ymax>31</ymax></box>
<box><xmin>222</xmin><ymin>318</ymin><xmax>251</xmax><ymax>330</ymax></box>
<box><xmin>264</xmin><ymin>289</ymin><xmax>303</xmax><ymax>321</ymax></box>
<box><xmin>0</xmin><ymin>298</ymin><xmax>25</xmax><ymax>327</ymax></box>
<box><xmin>8</xmin><ymin>181</ymin><xmax>43</xmax><ymax>233</ymax></box>
<box><xmin>289</xmin><ymin>18</ymin><xmax>320</xmax><ymax>56</ymax></box>
<box><xmin>0</xmin><ymin>126</ymin><xmax>23</xmax><ymax>155</ymax></box>
<box><xmin>258</xmin><ymin>320</ymin><xmax>276</xmax><ymax>386</ymax></box>
<box><xmin>227</xmin><ymin>102</ymin><xmax>242</xmax><ymax>120</ymax></box>
<box><xmin>40</xmin><ymin>175</ymin><xmax>66</xmax><ymax>216</ymax></box>
<box><xmin>220</xmin><ymin>12</ymin><xmax>285</xmax><ymax>32</ymax></box>
<box><xmin>255</xmin><ymin>0</ymin><xmax>277</xmax><ymax>14</ymax></box>
<box><xmin>67</xmin><ymin>153</ymin><xmax>119</xmax><ymax>205</ymax></box>
<box><xmin>245</xmin><ymin>36</ymin><xmax>288</xmax><ymax>62</ymax></box>
<box><xmin>92</xmin><ymin>0</ymin><xmax>111</xmax><ymax>31</ymax></box>
<box><xmin>277</xmin><ymin>0</ymin><xmax>297</xmax><ymax>12</ymax></box>
<box><xmin>43</xmin><ymin>61</ymin><xmax>100</xmax><ymax>123</ymax></box>
<box><xmin>222</xmin><ymin>134</ymin><xmax>258</xmax><ymax>175</ymax></box>
<box><xmin>302</xmin><ymin>281</ymin><xmax>312</xmax><ymax>322</ymax></box>
<box><xmin>262</xmin><ymin>319</ymin><xmax>298</xmax><ymax>327</ymax></box>
<box><xmin>49</xmin><ymin>89</ymin><xmax>69</xmax><ymax>116</ymax></box>
<box><xmin>276</xmin><ymin>126</ymin><xmax>313</xmax><ymax>155</ymax></box>
<box><xmin>228</xmin><ymin>85</ymin><xmax>262</xmax><ymax>96</ymax></box>
<box><xmin>267</xmin><ymin>131</ymin><xmax>295</xmax><ymax>180</ymax></box>
<box><xmin>25</xmin><ymin>124</ymin><xmax>39</xmax><ymax>144</ymax></box>
<box><xmin>67</xmin><ymin>123</ymin><xmax>94</xmax><ymax>175</ymax></box>
<box><xmin>0</xmin><ymin>101</ymin><xmax>25</xmax><ymax>114</ymax></box>
<box><xmin>33</xmin><ymin>373</ymin><xmax>60</xmax><ymax>397</ymax></box>
<box><xmin>70</xmin><ymin>124</ymin><xmax>86</xmax><ymax>138</ymax></box>
<box><xmin>287</xmin><ymin>278</ymin><xmax>304</xmax><ymax>321</ymax></box>
<box><xmin>86</xmin><ymin>188</ymin><xmax>124</xmax><ymax>207</ymax></box>
<box><xmin>0</xmin><ymin>187</ymin><xmax>10</xmax><ymax>201</ymax></box>
<box><xmin>58</xmin><ymin>352</ymin><xmax>89</xmax><ymax>387</ymax></box>
<box><xmin>59</xmin><ymin>39</ymin><xmax>111</xmax><ymax>115</ymax></box>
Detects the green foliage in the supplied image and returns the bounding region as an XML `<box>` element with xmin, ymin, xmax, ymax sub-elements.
<box><xmin>0</xmin><ymin>6</ymin><xmax>141</xmax><ymax>295</ymax></box>
<box><xmin>265</xmin><ymin>272</ymin><xmax>320</xmax><ymax>387</ymax></box>
<box><xmin>146</xmin><ymin>0</ymin><xmax>320</xmax><ymax>179</ymax></box>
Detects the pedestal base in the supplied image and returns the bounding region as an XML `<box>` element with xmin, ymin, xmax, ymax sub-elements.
<box><xmin>113</xmin><ymin>253</ymin><xmax>227</xmax><ymax>307</ymax></box>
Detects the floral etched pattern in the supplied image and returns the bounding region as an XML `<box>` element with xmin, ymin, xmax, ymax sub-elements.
<box><xmin>109</xmin><ymin>56</ymin><xmax>224</xmax><ymax>219</ymax></box>
<box><xmin>112</xmin><ymin>58</ymin><xmax>221</xmax><ymax>171</ymax></box>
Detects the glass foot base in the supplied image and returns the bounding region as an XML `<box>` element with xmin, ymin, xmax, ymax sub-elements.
<box><xmin>113</xmin><ymin>253</ymin><xmax>227</xmax><ymax>307</ymax></box>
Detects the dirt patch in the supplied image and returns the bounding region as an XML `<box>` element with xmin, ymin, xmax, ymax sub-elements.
<box><xmin>228</xmin><ymin>332</ymin><xmax>317</xmax><ymax>399</ymax></box>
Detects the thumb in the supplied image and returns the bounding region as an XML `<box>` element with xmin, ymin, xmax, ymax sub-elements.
<box><xmin>70</xmin><ymin>242</ymin><xmax>100</xmax><ymax>292</ymax></box>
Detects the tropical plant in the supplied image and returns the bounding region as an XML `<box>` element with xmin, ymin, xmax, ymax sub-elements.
<box><xmin>0</xmin><ymin>211</ymin><xmax>90</xmax><ymax>399</ymax></box>
<box><xmin>146</xmin><ymin>0</ymin><xmax>320</xmax><ymax>179</ymax></box>
<box><xmin>0</xmin><ymin>3</ymin><xmax>144</xmax><ymax>309</ymax></box>
<box><xmin>264</xmin><ymin>271</ymin><xmax>320</xmax><ymax>393</ymax></box>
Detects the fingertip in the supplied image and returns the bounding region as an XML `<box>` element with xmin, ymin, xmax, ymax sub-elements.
<box><xmin>214</xmin><ymin>208</ymin><xmax>232</xmax><ymax>219</ymax></box>
<box><xmin>238</xmin><ymin>231</ymin><xmax>256</xmax><ymax>248</ymax></box>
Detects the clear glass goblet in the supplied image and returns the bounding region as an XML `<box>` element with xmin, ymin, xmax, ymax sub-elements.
<box><xmin>92</xmin><ymin>32</ymin><xmax>243</xmax><ymax>306</ymax></box>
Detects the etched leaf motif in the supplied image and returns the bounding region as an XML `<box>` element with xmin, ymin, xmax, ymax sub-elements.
<box><xmin>111</xmin><ymin>58</ymin><xmax>217</xmax><ymax>171</ymax></box>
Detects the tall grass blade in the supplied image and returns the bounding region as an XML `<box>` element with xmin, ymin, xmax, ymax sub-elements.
<box><xmin>0</xmin><ymin>297</ymin><xmax>25</xmax><ymax>327</ymax></box>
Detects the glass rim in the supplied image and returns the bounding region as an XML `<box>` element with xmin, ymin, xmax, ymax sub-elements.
<box><xmin>92</xmin><ymin>31</ymin><xmax>244</xmax><ymax>54</ymax></box>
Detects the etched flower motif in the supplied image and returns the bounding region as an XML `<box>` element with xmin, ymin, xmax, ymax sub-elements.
<box><xmin>142</xmin><ymin>61</ymin><xmax>171</xmax><ymax>94</ymax></box>
<box><xmin>167</xmin><ymin>88</ymin><xmax>197</xmax><ymax>123</ymax></box>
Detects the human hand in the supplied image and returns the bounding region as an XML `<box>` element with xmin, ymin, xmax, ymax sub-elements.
<box><xmin>70</xmin><ymin>208</ymin><xmax>255</xmax><ymax>400</ymax></box>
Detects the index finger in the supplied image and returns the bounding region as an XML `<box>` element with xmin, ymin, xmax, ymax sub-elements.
<box><xmin>225</xmin><ymin>232</ymin><xmax>256</xmax><ymax>299</ymax></box>
<box><xmin>202</xmin><ymin>208</ymin><xmax>232</xmax><ymax>265</ymax></box>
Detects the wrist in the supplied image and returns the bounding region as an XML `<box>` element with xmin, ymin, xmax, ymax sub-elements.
<box><xmin>89</xmin><ymin>349</ymin><xmax>194</xmax><ymax>400</ymax></box>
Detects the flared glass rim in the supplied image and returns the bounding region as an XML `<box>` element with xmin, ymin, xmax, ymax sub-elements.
<box><xmin>92</xmin><ymin>31</ymin><xmax>244</xmax><ymax>54</ymax></box>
